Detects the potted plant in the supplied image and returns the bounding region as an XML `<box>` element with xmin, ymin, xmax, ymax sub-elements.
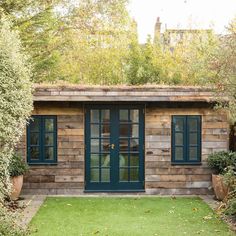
<box><xmin>207</xmin><ymin>151</ymin><xmax>236</xmax><ymax>201</ymax></box>
<box><xmin>8</xmin><ymin>153</ymin><xmax>28</xmax><ymax>201</ymax></box>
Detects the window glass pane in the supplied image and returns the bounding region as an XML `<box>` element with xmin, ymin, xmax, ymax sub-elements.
<box><xmin>30</xmin><ymin>147</ymin><xmax>40</xmax><ymax>160</ymax></box>
<box><xmin>45</xmin><ymin>118</ymin><xmax>54</xmax><ymax>132</ymax></box>
<box><xmin>101</xmin><ymin>139</ymin><xmax>110</xmax><ymax>152</ymax></box>
<box><xmin>130</xmin><ymin>168</ymin><xmax>139</xmax><ymax>181</ymax></box>
<box><xmin>101</xmin><ymin>154</ymin><xmax>110</xmax><ymax>167</ymax></box>
<box><xmin>119</xmin><ymin>168</ymin><xmax>128</xmax><ymax>182</ymax></box>
<box><xmin>119</xmin><ymin>124</ymin><xmax>129</xmax><ymax>137</ymax></box>
<box><xmin>30</xmin><ymin>118</ymin><xmax>40</xmax><ymax>132</ymax></box>
<box><xmin>130</xmin><ymin>139</ymin><xmax>139</xmax><ymax>151</ymax></box>
<box><xmin>119</xmin><ymin>110</ymin><xmax>128</xmax><ymax>122</ymax></box>
<box><xmin>188</xmin><ymin>119</ymin><xmax>198</xmax><ymax>131</ymax></box>
<box><xmin>119</xmin><ymin>139</ymin><xmax>129</xmax><ymax>152</ymax></box>
<box><xmin>45</xmin><ymin>133</ymin><xmax>54</xmax><ymax>146</ymax></box>
<box><xmin>101</xmin><ymin>168</ymin><xmax>110</xmax><ymax>182</ymax></box>
<box><xmin>101</xmin><ymin>110</ymin><xmax>110</xmax><ymax>123</ymax></box>
<box><xmin>175</xmin><ymin>118</ymin><xmax>184</xmax><ymax>132</ymax></box>
<box><xmin>131</xmin><ymin>124</ymin><xmax>139</xmax><ymax>138</ymax></box>
<box><xmin>91</xmin><ymin>168</ymin><xmax>99</xmax><ymax>182</ymax></box>
<box><xmin>130</xmin><ymin>110</ymin><xmax>139</xmax><ymax>123</ymax></box>
<box><xmin>130</xmin><ymin>154</ymin><xmax>139</xmax><ymax>166</ymax></box>
<box><xmin>119</xmin><ymin>154</ymin><xmax>128</xmax><ymax>167</ymax></box>
<box><xmin>45</xmin><ymin>147</ymin><xmax>54</xmax><ymax>160</ymax></box>
<box><xmin>90</xmin><ymin>154</ymin><xmax>99</xmax><ymax>167</ymax></box>
<box><xmin>175</xmin><ymin>133</ymin><xmax>183</xmax><ymax>145</ymax></box>
<box><xmin>189</xmin><ymin>147</ymin><xmax>198</xmax><ymax>161</ymax></box>
<box><xmin>175</xmin><ymin>147</ymin><xmax>184</xmax><ymax>161</ymax></box>
<box><xmin>91</xmin><ymin>139</ymin><xmax>99</xmax><ymax>153</ymax></box>
<box><xmin>189</xmin><ymin>133</ymin><xmax>198</xmax><ymax>145</ymax></box>
<box><xmin>91</xmin><ymin>110</ymin><xmax>99</xmax><ymax>123</ymax></box>
<box><xmin>101</xmin><ymin>124</ymin><xmax>110</xmax><ymax>138</ymax></box>
<box><xmin>30</xmin><ymin>133</ymin><xmax>39</xmax><ymax>145</ymax></box>
<box><xmin>91</xmin><ymin>124</ymin><xmax>99</xmax><ymax>138</ymax></box>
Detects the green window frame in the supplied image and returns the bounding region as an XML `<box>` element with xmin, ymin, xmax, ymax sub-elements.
<box><xmin>171</xmin><ymin>115</ymin><xmax>201</xmax><ymax>164</ymax></box>
<box><xmin>27</xmin><ymin>115</ymin><xmax>57</xmax><ymax>164</ymax></box>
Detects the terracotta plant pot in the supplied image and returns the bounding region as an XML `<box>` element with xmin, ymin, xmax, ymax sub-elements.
<box><xmin>212</xmin><ymin>174</ymin><xmax>229</xmax><ymax>201</ymax></box>
<box><xmin>10</xmin><ymin>175</ymin><xmax>23</xmax><ymax>201</ymax></box>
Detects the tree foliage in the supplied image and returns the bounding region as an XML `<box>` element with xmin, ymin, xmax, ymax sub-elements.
<box><xmin>0</xmin><ymin>0</ymin><xmax>230</xmax><ymax>88</ymax></box>
<box><xmin>0</xmin><ymin>0</ymin><xmax>68</xmax><ymax>82</ymax></box>
<box><xmin>210</xmin><ymin>18</ymin><xmax>236</xmax><ymax>121</ymax></box>
<box><xmin>126</xmin><ymin>30</ymin><xmax>218</xmax><ymax>85</ymax></box>
<box><xmin>57</xmin><ymin>0</ymin><xmax>135</xmax><ymax>84</ymax></box>
<box><xmin>1</xmin><ymin>0</ymin><xmax>135</xmax><ymax>84</ymax></box>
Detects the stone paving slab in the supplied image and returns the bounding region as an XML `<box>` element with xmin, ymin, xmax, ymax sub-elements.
<box><xmin>200</xmin><ymin>195</ymin><xmax>220</xmax><ymax>210</ymax></box>
<box><xmin>19</xmin><ymin>195</ymin><xmax>46</xmax><ymax>229</ymax></box>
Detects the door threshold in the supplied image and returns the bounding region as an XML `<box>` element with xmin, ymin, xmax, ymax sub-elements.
<box><xmin>84</xmin><ymin>190</ymin><xmax>145</xmax><ymax>193</ymax></box>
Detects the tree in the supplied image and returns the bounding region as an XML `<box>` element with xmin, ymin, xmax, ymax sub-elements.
<box><xmin>210</xmin><ymin>18</ymin><xmax>236</xmax><ymax>121</ymax></box>
<box><xmin>126</xmin><ymin>35</ymin><xmax>163</xmax><ymax>85</ymax></box>
<box><xmin>1</xmin><ymin>0</ymin><xmax>136</xmax><ymax>84</ymax></box>
<box><xmin>0</xmin><ymin>0</ymin><xmax>68</xmax><ymax>82</ymax></box>
<box><xmin>0</xmin><ymin>15</ymin><xmax>33</xmax><ymax>201</ymax></box>
<box><xmin>206</xmin><ymin>19</ymin><xmax>236</xmax><ymax>220</ymax></box>
<box><xmin>174</xmin><ymin>30</ymin><xmax>219</xmax><ymax>85</ymax></box>
<box><xmin>57</xmin><ymin>0</ymin><xmax>135</xmax><ymax>84</ymax></box>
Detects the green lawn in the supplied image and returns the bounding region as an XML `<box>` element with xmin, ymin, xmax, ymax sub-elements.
<box><xmin>29</xmin><ymin>197</ymin><xmax>235</xmax><ymax>236</ymax></box>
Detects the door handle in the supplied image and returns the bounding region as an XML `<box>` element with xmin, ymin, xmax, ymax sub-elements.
<box><xmin>110</xmin><ymin>144</ymin><xmax>115</xmax><ymax>150</ymax></box>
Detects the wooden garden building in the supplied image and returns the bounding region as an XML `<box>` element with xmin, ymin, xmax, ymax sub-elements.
<box><xmin>18</xmin><ymin>85</ymin><xmax>229</xmax><ymax>195</ymax></box>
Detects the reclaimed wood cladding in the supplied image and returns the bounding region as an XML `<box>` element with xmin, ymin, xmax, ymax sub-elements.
<box><xmin>145</xmin><ymin>107</ymin><xmax>229</xmax><ymax>195</ymax></box>
<box><xmin>21</xmin><ymin>105</ymin><xmax>85</xmax><ymax>194</ymax></box>
<box><xmin>19</xmin><ymin>101</ymin><xmax>229</xmax><ymax>195</ymax></box>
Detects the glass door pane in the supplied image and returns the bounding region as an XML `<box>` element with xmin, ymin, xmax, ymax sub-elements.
<box><xmin>118</xmin><ymin>109</ymin><xmax>141</xmax><ymax>183</ymax></box>
<box><xmin>89</xmin><ymin>109</ymin><xmax>111</xmax><ymax>183</ymax></box>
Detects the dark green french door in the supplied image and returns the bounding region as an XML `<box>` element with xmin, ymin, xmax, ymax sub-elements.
<box><xmin>85</xmin><ymin>105</ymin><xmax>144</xmax><ymax>191</ymax></box>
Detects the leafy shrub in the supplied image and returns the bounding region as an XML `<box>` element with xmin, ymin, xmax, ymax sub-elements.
<box><xmin>0</xmin><ymin>204</ymin><xmax>27</xmax><ymax>236</ymax></box>
<box><xmin>224</xmin><ymin>166</ymin><xmax>236</xmax><ymax>187</ymax></box>
<box><xmin>223</xmin><ymin>167</ymin><xmax>236</xmax><ymax>218</ymax></box>
<box><xmin>207</xmin><ymin>151</ymin><xmax>236</xmax><ymax>174</ymax></box>
<box><xmin>0</xmin><ymin>14</ymin><xmax>33</xmax><ymax>200</ymax></box>
<box><xmin>225</xmin><ymin>196</ymin><xmax>236</xmax><ymax>218</ymax></box>
<box><xmin>8</xmin><ymin>154</ymin><xmax>28</xmax><ymax>177</ymax></box>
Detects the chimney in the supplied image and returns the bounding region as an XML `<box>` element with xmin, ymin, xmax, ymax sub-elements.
<box><xmin>154</xmin><ymin>17</ymin><xmax>162</xmax><ymax>43</ymax></box>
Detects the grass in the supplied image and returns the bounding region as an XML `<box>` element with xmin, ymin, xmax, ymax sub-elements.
<box><xmin>29</xmin><ymin>197</ymin><xmax>235</xmax><ymax>236</ymax></box>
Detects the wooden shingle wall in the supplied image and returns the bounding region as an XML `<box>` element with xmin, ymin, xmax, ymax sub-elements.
<box><xmin>145</xmin><ymin>107</ymin><xmax>229</xmax><ymax>195</ymax></box>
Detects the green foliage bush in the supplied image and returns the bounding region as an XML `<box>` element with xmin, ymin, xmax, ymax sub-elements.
<box><xmin>0</xmin><ymin>14</ymin><xmax>33</xmax><ymax>200</ymax></box>
<box><xmin>207</xmin><ymin>151</ymin><xmax>236</xmax><ymax>174</ymax></box>
<box><xmin>8</xmin><ymin>154</ymin><xmax>28</xmax><ymax>177</ymax></box>
<box><xmin>0</xmin><ymin>14</ymin><xmax>32</xmax><ymax>236</ymax></box>
<box><xmin>208</xmin><ymin>151</ymin><xmax>236</xmax><ymax>218</ymax></box>
<box><xmin>225</xmin><ymin>197</ymin><xmax>236</xmax><ymax>218</ymax></box>
<box><xmin>0</xmin><ymin>205</ymin><xmax>27</xmax><ymax>236</ymax></box>
<box><xmin>223</xmin><ymin>167</ymin><xmax>236</xmax><ymax>218</ymax></box>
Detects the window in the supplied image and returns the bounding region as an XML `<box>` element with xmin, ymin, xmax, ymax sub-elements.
<box><xmin>172</xmin><ymin>115</ymin><xmax>201</xmax><ymax>164</ymax></box>
<box><xmin>27</xmin><ymin>116</ymin><xmax>57</xmax><ymax>164</ymax></box>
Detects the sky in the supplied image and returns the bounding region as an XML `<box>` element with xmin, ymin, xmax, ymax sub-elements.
<box><xmin>128</xmin><ymin>0</ymin><xmax>236</xmax><ymax>43</ymax></box>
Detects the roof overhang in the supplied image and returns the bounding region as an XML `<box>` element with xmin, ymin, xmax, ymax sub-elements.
<box><xmin>33</xmin><ymin>84</ymin><xmax>216</xmax><ymax>103</ymax></box>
